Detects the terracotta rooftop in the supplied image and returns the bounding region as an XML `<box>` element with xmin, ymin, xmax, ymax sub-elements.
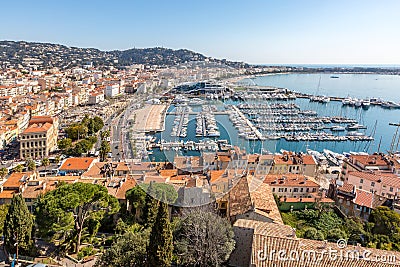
<box><xmin>0</xmin><ymin>190</ymin><xmax>16</xmax><ymax>199</ymax></box>
<box><xmin>115</xmin><ymin>178</ymin><xmax>137</xmax><ymax>199</ymax></box>
<box><xmin>338</xmin><ymin>183</ymin><xmax>355</xmax><ymax>193</ymax></box>
<box><xmin>22</xmin><ymin>122</ymin><xmax>52</xmax><ymax>134</ymax></box>
<box><xmin>3</xmin><ymin>172</ymin><xmax>33</xmax><ymax>188</ymax></box>
<box><xmin>351</xmin><ymin>154</ymin><xmax>388</xmax><ymax>166</ymax></box>
<box><xmin>353</xmin><ymin>188</ymin><xmax>387</xmax><ymax>209</ymax></box>
<box><xmin>29</xmin><ymin>116</ymin><xmax>55</xmax><ymax>125</ymax></box>
<box><xmin>348</xmin><ymin>171</ymin><xmax>400</xmax><ymax>188</ymax></box>
<box><xmin>59</xmin><ymin>157</ymin><xmax>97</xmax><ymax>171</ymax></box>
<box><xmin>159</xmin><ymin>169</ymin><xmax>177</xmax><ymax>178</ymax></box>
<box><xmin>264</xmin><ymin>174</ymin><xmax>319</xmax><ymax>187</ymax></box>
<box><xmin>232</xmin><ymin>219</ymin><xmax>400</xmax><ymax>267</ymax></box>
<box><xmin>273</xmin><ymin>154</ymin><xmax>316</xmax><ymax>165</ymax></box>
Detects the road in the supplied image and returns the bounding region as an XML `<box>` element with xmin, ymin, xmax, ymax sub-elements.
<box><xmin>109</xmin><ymin>90</ymin><xmax>170</xmax><ymax>162</ymax></box>
<box><xmin>110</xmin><ymin>96</ymin><xmax>145</xmax><ymax>162</ymax></box>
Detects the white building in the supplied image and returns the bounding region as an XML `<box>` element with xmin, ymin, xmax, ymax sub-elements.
<box><xmin>105</xmin><ymin>84</ymin><xmax>120</xmax><ymax>97</ymax></box>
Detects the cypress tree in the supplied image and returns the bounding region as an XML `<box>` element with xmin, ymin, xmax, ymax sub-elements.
<box><xmin>4</xmin><ymin>194</ymin><xmax>34</xmax><ymax>255</ymax></box>
<box><xmin>147</xmin><ymin>193</ymin><xmax>173</xmax><ymax>267</ymax></box>
<box><xmin>141</xmin><ymin>183</ymin><xmax>159</xmax><ymax>228</ymax></box>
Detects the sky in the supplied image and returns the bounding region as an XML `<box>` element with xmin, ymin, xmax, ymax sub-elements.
<box><xmin>1</xmin><ymin>0</ymin><xmax>400</xmax><ymax>65</ymax></box>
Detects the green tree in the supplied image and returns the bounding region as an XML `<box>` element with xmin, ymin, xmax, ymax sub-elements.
<box><xmin>140</xmin><ymin>183</ymin><xmax>178</xmax><ymax>205</ymax></box>
<box><xmin>369</xmin><ymin>206</ymin><xmax>400</xmax><ymax>235</ymax></box>
<box><xmin>58</xmin><ymin>138</ymin><xmax>72</xmax><ymax>150</ymax></box>
<box><xmin>54</xmin><ymin>155</ymin><xmax>61</xmax><ymax>164</ymax></box>
<box><xmin>41</xmin><ymin>158</ymin><xmax>50</xmax><ymax>175</ymax></box>
<box><xmin>344</xmin><ymin>218</ymin><xmax>365</xmax><ymax>244</ymax></box>
<box><xmin>12</xmin><ymin>164</ymin><xmax>24</xmax><ymax>173</ymax></box>
<box><xmin>4</xmin><ymin>194</ymin><xmax>34</xmax><ymax>255</ymax></box>
<box><xmin>302</xmin><ymin>227</ymin><xmax>325</xmax><ymax>240</ymax></box>
<box><xmin>85</xmin><ymin>136</ymin><xmax>98</xmax><ymax>145</ymax></box>
<box><xmin>65</xmin><ymin>124</ymin><xmax>88</xmax><ymax>141</ymax></box>
<box><xmin>35</xmin><ymin>183</ymin><xmax>119</xmax><ymax>253</ymax></box>
<box><xmin>0</xmin><ymin>204</ymin><xmax>10</xmax><ymax>236</ymax></box>
<box><xmin>174</xmin><ymin>208</ymin><xmax>235</xmax><ymax>266</ymax></box>
<box><xmin>100</xmin><ymin>130</ymin><xmax>110</xmax><ymax>141</ymax></box>
<box><xmin>93</xmin><ymin>116</ymin><xmax>104</xmax><ymax>131</ymax></box>
<box><xmin>67</xmin><ymin>139</ymin><xmax>94</xmax><ymax>156</ymax></box>
<box><xmin>147</xmin><ymin>194</ymin><xmax>173</xmax><ymax>267</ymax></box>
<box><xmin>96</xmin><ymin>229</ymin><xmax>149</xmax><ymax>266</ymax></box>
<box><xmin>99</xmin><ymin>140</ymin><xmax>111</xmax><ymax>162</ymax></box>
<box><xmin>0</xmin><ymin>167</ymin><xmax>8</xmax><ymax>180</ymax></box>
<box><xmin>26</xmin><ymin>159</ymin><xmax>36</xmax><ymax>171</ymax></box>
<box><xmin>125</xmin><ymin>186</ymin><xmax>147</xmax><ymax>222</ymax></box>
<box><xmin>326</xmin><ymin>228</ymin><xmax>347</xmax><ymax>241</ymax></box>
<box><xmin>141</xmin><ymin>183</ymin><xmax>159</xmax><ymax>228</ymax></box>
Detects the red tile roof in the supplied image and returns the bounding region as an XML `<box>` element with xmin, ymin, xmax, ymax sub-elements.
<box><xmin>264</xmin><ymin>174</ymin><xmax>319</xmax><ymax>187</ymax></box>
<box><xmin>59</xmin><ymin>157</ymin><xmax>97</xmax><ymax>171</ymax></box>
<box><xmin>353</xmin><ymin>188</ymin><xmax>374</xmax><ymax>208</ymax></box>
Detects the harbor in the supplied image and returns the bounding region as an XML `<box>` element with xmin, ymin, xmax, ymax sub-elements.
<box><xmin>131</xmin><ymin>74</ymin><xmax>400</xmax><ymax>160</ymax></box>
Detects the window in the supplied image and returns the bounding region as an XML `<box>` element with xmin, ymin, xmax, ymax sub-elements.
<box><xmin>390</xmin><ymin>187</ymin><xmax>394</xmax><ymax>192</ymax></box>
<box><xmin>360</xmin><ymin>179</ymin><xmax>363</xmax><ymax>184</ymax></box>
<box><xmin>312</xmin><ymin>188</ymin><xmax>316</xmax><ymax>193</ymax></box>
<box><xmin>359</xmin><ymin>186</ymin><xmax>362</xmax><ymax>189</ymax></box>
<box><xmin>371</xmin><ymin>182</ymin><xmax>375</xmax><ymax>187</ymax></box>
<box><xmin>294</xmin><ymin>188</ymin><xmax>298</xmax><ymax>192</ymax></box>
<box><xmin>284</xmin><ymin>188</ymin><xmax>288</xmax><ymax>192</ymax></box>
<box><xmin>272</xmin><ymin>188</ymin><xmax>275</xmax><ymax>192</ymax></box>
<box><xmin>300</xmin><ymin>188</ymin><xmax>304</xmax><ymax>192</ymax></box>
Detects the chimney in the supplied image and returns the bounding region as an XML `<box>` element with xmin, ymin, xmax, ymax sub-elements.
<box><xmin>291</xmin><ymin>228</ymin><xmax>296</xmax><ymax>238</ymax></box>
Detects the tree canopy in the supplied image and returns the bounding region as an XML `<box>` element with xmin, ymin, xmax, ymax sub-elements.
<box><xmin>35</xmin><ymin>182</ymin><xmax>119</xmax><ymax>253</ymax></box>
<box><xmin>58</xmin><ymin>138</ymin><xmax>72</xmax><ymax>150</ymax></box>
<box><xmin>0</xmin><ymin>204</ymin><xmax>9</xmax><ymax>237</ymax></box>
<box><xmin>140</xmin><ymin>183</ymin><xmax>178</xmax><ymax>205</ymax></box>
<box><xmin>96</xmin><ymin>230</ymin><xmax>149</xmax><ymax>266</ymax></box>
<box><xmin>147</xmin><ymin>195</ymin><xmax>173</xmax><ymax>267</ymax></box>
<box><xmin>3</xmin><ymin>194</ymin><xmax>34</xmax><ymax>255</ymax></box>
<box><xmin>0</xmin><ymin>167</ymin><xmax>8</xmax><ymax>179</ymax></box>
<box><xmin>174</xmin><ymin>209</ymin><xmax>235</xmax><ymax>267</ymax></box>
<box><xmin>369</xmin><ymin>206</ymin><xmax>400</xmax><ymax>235</ymax></box>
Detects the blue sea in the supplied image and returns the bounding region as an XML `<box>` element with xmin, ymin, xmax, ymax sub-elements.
<box><xmin>150</xmin><ymin>73</ymin><xmax>400</xmax><ymax>160</ymax></box>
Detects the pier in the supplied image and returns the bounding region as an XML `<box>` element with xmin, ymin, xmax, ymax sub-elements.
<box><xmin>230</xmin><ymin>105</ymin><xmax>264</xmax><ymax>140</ymax></box>
<box><xmin>171</xmin><ymin>106</ymin><xmax>190</xmax><ymax>138</ymax></box>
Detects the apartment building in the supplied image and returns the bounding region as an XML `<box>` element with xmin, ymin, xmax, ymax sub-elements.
<box><xmin>20</xmin><ymin>116</ymin><xmax>59</xmax><ymax>159</ymax></box>
<box><xmin>264</xmin><ymin>173</ymin><xmax>319</xmax><ymax>198</ymax></box>
<box><xmin>271</xmin><ymin>153</ymin><xmax>317</xmax><ymax>177</ymax></box>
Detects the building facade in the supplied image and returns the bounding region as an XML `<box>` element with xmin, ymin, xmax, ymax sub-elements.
<box><xmin>20</xmin><ymin>116</ymin><xmax>58</xmax><ymax>159</ymax></box>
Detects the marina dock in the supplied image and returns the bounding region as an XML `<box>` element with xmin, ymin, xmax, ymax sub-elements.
<box><xmin>230</xmin><ymin>105</ymin><xmax>264</xmax><ymax>140</ymax></box>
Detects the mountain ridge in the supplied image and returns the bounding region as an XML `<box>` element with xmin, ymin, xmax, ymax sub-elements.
<box><xmin>0</xmin><ymin>40</ymin><xmax>247</xmax><ymax>69</ymax></box>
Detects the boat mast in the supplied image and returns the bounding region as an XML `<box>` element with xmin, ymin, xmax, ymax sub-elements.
<box><xmin>377</xmin><ymin>136</ymin><xmax>382</xmax><ymax>153</ymax></box>
<box><xmin>389</xmin><ymin>122</ymin><xmax>400</xmax><ymax>154</ymax></box>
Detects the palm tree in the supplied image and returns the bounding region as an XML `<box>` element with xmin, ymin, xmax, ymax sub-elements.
<box><xmin>26</xmin><ymin>159</ymin><xmax>36</xmax><ymax>171</ymax></box>
<box><xmin>41</xmin><ymin>158</ymin><xmax>50</xmax><ymax>176</ymax></box>
<box><xmin>0</xmin><ymin>167</ymin><xmax>8</xmax><ymax>180</ymax></box>
<box><xmin>100</xmin><ymin>130</ymin><xmax>110</xmax><ymax>141</ymax></box>
<box><xmin>13</xmin><ymin>164</ymin><xmax>24</xmax><ymax>173</ymax></box>
<box><xmin>54</xmin><ymin>155</ymin><xmax>61</xmax><ymax>165</ymax></box>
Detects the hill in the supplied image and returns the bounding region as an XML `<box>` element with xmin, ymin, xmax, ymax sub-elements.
<box><xmin>0</xmin><ymin>40</ymin><xmax>246</xmax><ymax>69</ymax></box>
